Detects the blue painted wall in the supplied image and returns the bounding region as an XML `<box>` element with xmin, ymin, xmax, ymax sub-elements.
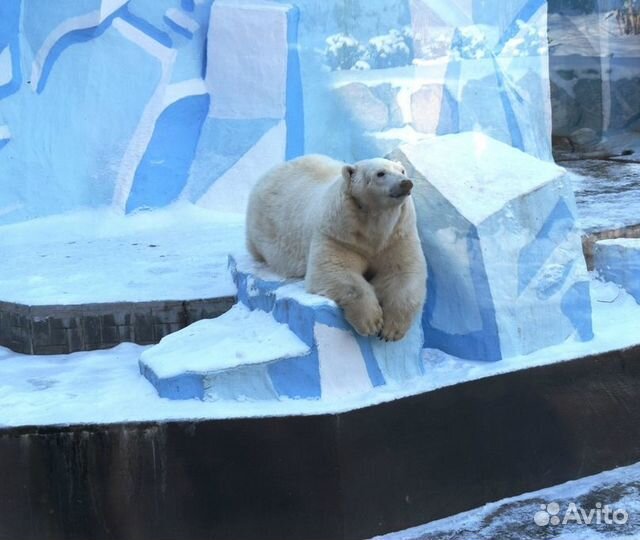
<box><xmin>0</xmin><ymin>0</ymin><xmax>552</xmax><ymax>224</ymax></box>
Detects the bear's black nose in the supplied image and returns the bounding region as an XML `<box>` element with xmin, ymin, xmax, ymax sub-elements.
<box><xmin>400</xmin><ymin>179</ymin><xmax>413</xmax><ymax>193</ymax></box>
<box><xmin>390</xmin><ymin>179</ymin><xmax>413</xmax><ymax>198</ymax></box>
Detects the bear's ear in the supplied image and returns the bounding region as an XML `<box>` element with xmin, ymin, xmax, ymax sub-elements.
<box><xmin>342</xmin><ymin>165</ymin><xmax>356</xmax><ymax>184</ymax></box>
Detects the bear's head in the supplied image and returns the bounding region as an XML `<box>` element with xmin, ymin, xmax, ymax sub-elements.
<box><xmin>342</xmin><ymin>158</ymin><xmax>413</xmax><ymax>211</ymax></box>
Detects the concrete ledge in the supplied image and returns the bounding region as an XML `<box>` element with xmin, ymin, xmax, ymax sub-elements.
<box><xmin>0</xmin><ymin>344</ymin><xmax>639</xmax><ymax>539</ymax></box>
<box><xmin>0</xmin><ymin>297</ymin><xmax>235</xmax><ymax>355</ymax></box>
<box><xmin>593</xmin><ymin>238</ymin><xmax>640</xmax><ymax>303</ymax></box>
<box><xmin>582</xmin><ymin>223</ymin><xmax>640</xmax><ymax>270</ymax></box>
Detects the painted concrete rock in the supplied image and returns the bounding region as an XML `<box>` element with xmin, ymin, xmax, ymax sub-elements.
<box><xmin>593</xmin><ymin>238</ymin><xmax>640</xmax><ymax>304</ymax></box>
<box><xmin>390</xmin><ymin>132</ymin><xmax>593</xmax><ymax>361</ymax></box>
<box><xmin>140</xmin><ymin>254</ymin><xmax>424</xmax><ymax>401</ymax></box>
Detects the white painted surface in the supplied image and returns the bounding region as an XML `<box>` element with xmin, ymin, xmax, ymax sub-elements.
<box><xmin>165</xmin><ymin>8</ymin><xmax>200</xmax><ymax>35</ymax></box>
<box><xmin>315</xmin><ymin>323</ymin><xmax>373</xmax><ymax>400</ymax></box>
<box><xmin>206</xmin><ymin>1</ymin><xmax>288</xmax><ymax>120</ymax></box>
<box><xmin>0</xmin><ymin>46</ymin><xmax>12</xmax><ymax>87</ymax></box>
<box><xmin>196</xmin><ymin>120</ymin><xmax>287</xmax><ymax>214</ymax></box>
<box><xmin>111</xmin><ymin>18</ymin><xmax>177</xmax><ymax>211</ymax></box>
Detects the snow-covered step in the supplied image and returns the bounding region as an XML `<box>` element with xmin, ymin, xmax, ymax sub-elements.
<box><xmin>140</xmin><ymin>253</ymin><xmax>425</xmax><ymax>401</ymax></box>
<box><xmin>139</xmin><ymin>304</ymin><xmax>311</xmax><ymax>400</ymax></box>
<box><xmin>593</xmin><ymin>238</ymin><xmax>640</xmax><ymax>304</ymax></box>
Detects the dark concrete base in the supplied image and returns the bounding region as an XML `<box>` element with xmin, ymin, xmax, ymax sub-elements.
<box><xmin>0</xmin><ymin>344</ymin><xmax>639</xmax><ymax>540</ymax></box>
<box><xmin>0</xmin><ymin>297</ymin><xmax>235</xmax><ymax>355</ymax></box>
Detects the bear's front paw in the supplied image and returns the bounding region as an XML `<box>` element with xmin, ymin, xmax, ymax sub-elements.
<box><xmin>344</xmin><ymin>301</ymin><xmax>383</xmax><ymax>337</ymax></box>
<box><xmin>379</xmin><ymin>316</ymin><xmax>411</xmax><ymax>342</ymax></box>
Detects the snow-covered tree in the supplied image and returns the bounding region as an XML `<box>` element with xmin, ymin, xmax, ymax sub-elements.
<box><xmin>366</xmin><ymin>28</ymin><xmax>413</xmax><ymax>69</ymax></box>
<box><xmin>451</xmin><ymin>26</ymin><xmax>489</xmax><ymax>59</ymax></box>
<box><xmin>325</xmin><ymin>33</ymin><xmax>364</xmax><ymax>70</ymax></box>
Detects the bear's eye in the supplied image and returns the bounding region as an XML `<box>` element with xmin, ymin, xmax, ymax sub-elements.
<box><xmin>376</xmin><ymin>171</ymin><xmax>385</xmax><ymax>178</ymax></box>
<box><xmin>401</xmin><ymin>168</ymin><xmax>406</xmax><ymax>175</ymax></box>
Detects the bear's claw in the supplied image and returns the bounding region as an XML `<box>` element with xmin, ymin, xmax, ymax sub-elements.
<box><xmin>379</xmin><ymin>320</ymin><xmax>409</xmax><ymax>342</ymax></box>
<box><xmin>346</xmin><ymin>303</ymin><xmax>383</xmax><ymax>337</ymax></box>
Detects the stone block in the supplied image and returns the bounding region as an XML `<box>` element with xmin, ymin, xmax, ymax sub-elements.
<box><xmin>390</xmin><ymin>132</ymin><xmax>593</xmax><ymax>361</ymax></box>
<box><xmin>593</xmin><ymin>238</ymin><xmax>640</xmax><ymax>304</ymax></box>
<box><xmin>336</xmin><ymin>82</ymin><xmax>390</xmax><ymax>132</ymax></box>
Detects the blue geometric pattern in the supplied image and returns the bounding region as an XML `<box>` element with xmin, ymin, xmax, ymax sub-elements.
<box><xmin>395</xmin><ymin>133</ymin><xmax>592</xmax><ymax>362</ymax></box>
<box><xmin>126</xmin><ymin>94</ymin><xmax>210</xmax><ymax>211</ymax></box>
<box><xmin>0</xmin><ymin>0</ymin><xmax>551</xmax><ymax>224</ymax></box>
<box><xmin>594</xmin><ymin>240</ymin><xmax>640</xmax><ymax>307</ymax></box>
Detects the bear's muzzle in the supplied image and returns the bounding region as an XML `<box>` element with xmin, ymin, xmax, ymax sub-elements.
<box><xmin>390</xmin><ymin>179</ymin><xmax>413</xmax><ymax>198</ymax></box>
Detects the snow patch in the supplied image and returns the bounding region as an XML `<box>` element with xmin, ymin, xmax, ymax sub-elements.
<box><xmin>399</xmin><ymin>132</ymin><xmax>564</xmax><ymax>224</ymax></box>
<box><xmin>140</xmin><ymin>304</ymin><xmax>310</xmax><ymax>378</ymax></box>
<box><xmin>0</xmin><ymin>204</ymin><xmax>244</xmax><ymax>304</ymax></box>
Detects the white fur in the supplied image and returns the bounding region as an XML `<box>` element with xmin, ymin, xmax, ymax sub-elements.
<box><xmin>246</xmin><ymin>154</ymin><xmax>427</xmax><ymax>341</ymax></box>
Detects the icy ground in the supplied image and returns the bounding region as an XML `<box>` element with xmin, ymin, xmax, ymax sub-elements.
<box><xmin>0</xmin><ymin>276</ymin><xmax>638</xmax><ymax>428</ymax></box>
<box><xmin>568</xmin><ymin>160</ymin><xmax>640</xmax><ymax>233</ymax></box>
<box><xmin>0</xmin><ymin>204</ymin><xmax>244</xmax><ymax>305</ymax></box>
<box><xmin>374</xmin><ymin>461</ymin><xmax>640</xmax><ymax>540</ymax></box>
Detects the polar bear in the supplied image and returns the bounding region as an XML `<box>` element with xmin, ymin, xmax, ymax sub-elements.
<box><xmin>246</xmin><ymin>154</ymin><xmax>427</xmax><ymax>341</ymax></box>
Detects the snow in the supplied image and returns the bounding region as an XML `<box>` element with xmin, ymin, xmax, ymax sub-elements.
<box><xmin>375</xmin><ymin>460</ymin><xmax>640</xmax><ymax>539</ymax></box>
<box><xmin>598</xmin><ymin>238</ymin><xmax>640</xmax><ymax>248</ymax></box>
<box><xmin>324</xmin><ymin>27</ymin><xmax>413</xmax><ymax>71</ymax></box>
<box><xmin>325</xmin><ymin>33</ymin><xmax>364</xmax><ymax>71</ymax></box>
<box><xmin>370</xmin><ymin>126</ymin><xmax>430</xmax><ymax>145</ymax></box>
<box><xmin>230</xmin><ymin>250</ymin><xmax>335</xmax><ymax>306</ymax></box>
<box><xmin>398</xmin><ymin>132</ymin><xmax>564</xmax><ymax>225</ymax></box>
<box><xmin>274</xmin><ymin>282</ymin><xmax>336</xmax><ymax>306</ymax></box>
<box><xmin>422</xmin><ymin>276</ymin><xmax>638</xmax><ymax>385</ymax></box>
<box><xmin>0</xmin><ymin>277</ymin><xmax>638</xmax><ymax>428</ymax></box>
<box><xmin>501</xmin><ymin>19</ymin><xmax>548</xmax><ymax>58</ymax></box>
<box><xmin>0</xmin><ymin>204</ymin><xmax>244</xmax><ymax>305</ymax></box>
<box><xmin>451</xmin><ymin>25</ymin><xmax>490</xmax><ymax>60</ymax></box>
<box><xmin>549</xmin><ymin>12</ymin><xmax>640</xmax><ymax>58</ymax></box>
<box><xmin>567</xmin><ymin>161</ymin><xmax>640</xmax><ymax>233</ymax></box>
<box><xmin>231</xmin><ymin>251</ymin><xmax>285</xmax><ymax>283</ymax></box>
<box><xmin>140</xmin><ymin>304</ymin><xmax>310</xmax><ymax>378</ymax></box>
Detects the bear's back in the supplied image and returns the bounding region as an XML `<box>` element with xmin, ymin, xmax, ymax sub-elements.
<box><xmin>285</xmin><ymin>154</ymin><xmax>344</xmax><ymax>185</ymax></box>
<box><xmin>246</xmin><ymin>154</ymin><xmax>344</xmax><ymax>277</ymax></box>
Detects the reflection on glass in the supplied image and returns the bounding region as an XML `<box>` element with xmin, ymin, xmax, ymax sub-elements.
<box><xmin>549</xmin><ymin>0</ymin><xmax>640</xmax><ymax>158</ymax></box>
